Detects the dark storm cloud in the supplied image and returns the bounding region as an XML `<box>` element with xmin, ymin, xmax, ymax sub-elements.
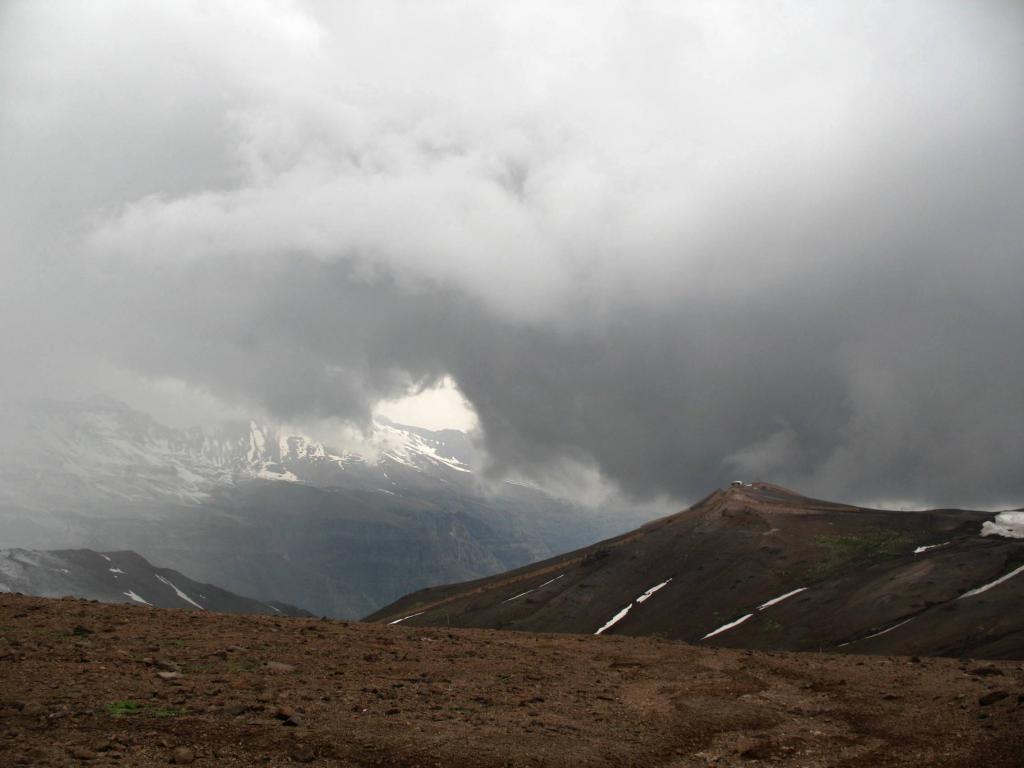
<box><xmin>1</xmin><ymin>1</ymin><xmax>1023</xmax><ymax>507</ymax></box>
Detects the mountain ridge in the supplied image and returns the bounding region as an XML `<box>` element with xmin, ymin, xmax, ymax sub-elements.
<box><xmin>0</xmin><ymin>396</ymin><xmax>662</xmax><ymax>617</ymax></box>
<box><xmin>0</xmin><ymin>547</ymin><xmax>310</xmax><ymax>616</ymax></box>
<box><xmin>368</xmin><ymin>482</ymin><xmax>1024</xmax><ymax>658</ymax></box>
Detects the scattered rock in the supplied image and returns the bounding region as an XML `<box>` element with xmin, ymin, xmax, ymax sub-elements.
<box><xmin>740</xmin><ymin>741</ymin><xmax>775</xmax><ymax>760</ymax></box>
<box><xmin>70</xmin><ymin>747</ymin><xmax>98</xmax><ymax>760</ymax></box>
<box><xmin>265</xmin><ymin>661</ymin><xmax>295</xmax><ymax>673</ymax></box>
<box><xmin>170</xmin><ymin>746</ymin><xmax>195</xmax><ymax>764</ymax></box>
<box><xmin>979</xmin><ymin>691</ymin><xmax>1009</xmax><ymax>706</ymax></box>
<box><xmin>970</xmin><ymin>665</ymin><xmax>1005</xmax><ymax>677</ymax></box>
<box><xmin>157</xmin><ymin>671</ymin><xmax>182</xmax><ymax>681</ymax></box>
<box><xmin>290</xmin><ymin>743</ymin><xmax>316</xmax><ymax>763</ymax></box>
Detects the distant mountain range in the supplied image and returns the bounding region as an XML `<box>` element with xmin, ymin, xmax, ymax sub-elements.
<box><xmin>0</xmin><ymin>396</ymin><xmax>661</xmax><ymax>617</ymax></box>
<box><xmin>0</xmin><ymin>547</ymin><xmax>309</xmax><ymax>616</ymax></box>
<box><xmin>369</xmin><ymin>483</ymin><xmax>1024</xmax><ymax>659</ymax></box>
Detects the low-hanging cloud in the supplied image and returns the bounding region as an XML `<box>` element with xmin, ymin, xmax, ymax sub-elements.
<box><xmin>1</xmin><ymin>0</ymin><xmax>1022</xmax><ymax>508</ymax></box>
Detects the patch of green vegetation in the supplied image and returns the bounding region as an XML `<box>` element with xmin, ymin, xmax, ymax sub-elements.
<box><xmin>106</xmin><ymin>700</ymin><xmax>143</xmax><ymax>717</ymax></box>
<box><xmin>227</xmin><ymin>659</ymin><xmax>259</xmax><ymax>674</ymax></box>
<box><xmin>808</xmin><ymin>530</ymin><xmax>908</xmax><ymax>579</ymax></box>
<box><xmin>106</xmin><ymin>701</ymin><xmax>185</xmax><ymax>719</ymax></box>
<box><xmin>151</xmin><ymin>706</ymin><xmax>184</xmax><ymax>718</ymax></box>
<box><xmin>28</xmin><ymin>627</ymin><xmax>71</xmax><ymax>641</ymax></box>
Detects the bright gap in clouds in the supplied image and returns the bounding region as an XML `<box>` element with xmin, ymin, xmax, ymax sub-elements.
<box><xmin>374</xmin><ymin>377</ymin><xmax>478</xmax><ymax>433</ymax></box>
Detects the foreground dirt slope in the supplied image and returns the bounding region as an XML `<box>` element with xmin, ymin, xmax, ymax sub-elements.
<box><xmin>1</xmin><ymin>594</ymin><xmax>1022</xmax><ymax>767</ymax></box>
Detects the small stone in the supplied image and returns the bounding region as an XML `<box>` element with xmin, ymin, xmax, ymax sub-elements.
<box><xmin>273</xmin><ymin>705</ymin><xmax>297</xmax><ymax>720</ymax></box>
<box><xmin>157</xmin><ymin>671</ymin><xmax>182</xmax><ymax>681</ymax></box>
<box><xmin>970</xmin><ymin>665</ymin><xmax>1005</xmax><ymax>677</ymax></box>
<box><xmin>290</xmin><ymin>743</ymin><xmax>315</xmax><ymax>763</ymax></box>
<box><xmin>170</xmin><ymin>746</ymin><xmax>195</xmax><ymax>764</ymax></box>
<box><xmin>740</xmin><ymin>741</ymin><xmax>774</xmax><ymax>760</ymax></box>
<box><xmin>70</xmin><ymin>747</ymin><xmax>98</xmax><ymax>760</ymax></box>
<box><xmin>979</xmin><ymin>691</ymin><xmax>1009</xmax><ymax>706</ymax></box>
<box><xmin>264</xmin><ymin>661</ymin><xmax>295</xmax><ymax>673</ymax></box>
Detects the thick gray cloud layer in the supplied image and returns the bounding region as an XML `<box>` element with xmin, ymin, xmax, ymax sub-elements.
<box><xmin>1</xmin><ymin>1</ymin><xmax>1022</xmax><ymax>507</ymax></box>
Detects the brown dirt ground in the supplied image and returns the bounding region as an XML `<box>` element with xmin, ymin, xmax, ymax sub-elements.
<box><xmin>1</xmin><ymin>593</ymin><xmax>1022</xmax><ymax>767</ymax></box>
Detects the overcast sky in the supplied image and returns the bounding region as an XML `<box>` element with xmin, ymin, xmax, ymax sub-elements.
<box><xmin>1</xmin><ymin>1</ymin><xmax>1022</xmax><ymax>508</ymax></box>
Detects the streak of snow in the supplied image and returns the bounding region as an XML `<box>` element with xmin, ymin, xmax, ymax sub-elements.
<box><xmin>914</xmin><ymin>542</ymin><xmax>950</xmax><ymax>554</ymax></box>
<box><xmin>502</xmin><ymin>588</ymin><xmax>535</xmax><ymax>604</ymax></box>
<box><xmin>958</xmin><ymin>563</ymin><xmax>1024</xmax><ymax>599</ymax></box>
<box><xmin>154</xmin><ymin>574</ymin><xmax>205</xmax><ymax>610</ymax></box>
<box><xmin>100</xmin><ymin>554</ymin><xmax>111</xmax><ymax>562</ymax></box>
<box><xmin>635</xmin><ymin>578</ymin><xmax>672</xmax><ymax>604</ymax></box>
<box><xmin>109</xmin><ymin>568</ymin><xmax>125</xmax><ymax>574</ymax></box>
<box><xmin>595</xmin><ymin>604</ymin><xmax>632</xmax><ymax>635</ymax></box>
<box><xmin>388</xmin><ymin>611</ymin><xmax>425</xmax><ymax>625</ymax></box>
<box><xmin>595</xmin><ymin>578</ymin><xmax>672</xmax><ymax>634</ymax></box>
<box><xmin>863</xmin><ymin>616</ymin><xmax>914</xmax><ymax>640</ymax></box>
<box><xmin>123</xmin><ymin>590</ymin><xmax>151</xmax><ymax>605</ymax></box>
<box><xmin>501</xmin><ymin>573</ymin><xmax>565</xmax><ymax>604</ymax></box>
<box><xmin>757</xmin><ymin>587</ymin><xmax>806</xmax><ymax>610</ymax></box>
<box><xmin>702</xmin><ymin>613</ymin><xmax>753</xmax><ymax>640</ymax></box>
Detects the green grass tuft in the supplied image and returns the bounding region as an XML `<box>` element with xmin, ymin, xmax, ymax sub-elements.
<box><xmin>106</xmin><ymin>700</ymin><xmax>142</xmax><ymax>717</ymax></box>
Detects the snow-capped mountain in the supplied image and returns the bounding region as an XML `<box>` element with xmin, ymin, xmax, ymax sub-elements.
<box><xmin>0</xmin><ymin>396</ymin><xmax>661</xmax><ymax>617</ymax></box>
<box><xmin>0</xmin><ymin>395</ymin><xmax>476</xmax><ymax>510</ymax></box>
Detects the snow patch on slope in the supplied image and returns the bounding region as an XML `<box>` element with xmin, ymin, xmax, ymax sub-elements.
<box><xmin>914</xmin><ymin>542</ymin><xmax>950</xmax><ymax>554</ymax></box>
<box><xmin>595</xmin><ymin>578</ymin><xmax>672</xmax><ymax>635</ymax></box>
<box><xmin>155</xmin><ymin>574</ymin><xmax>204</xmax><ymax>610</ymax></box>
<box><xmin>388</xmin><ymin>611</ymin><xmax>424</xmax><ymax>625</ymax></box>
<box><xmin>501</xmin><ymin>573</ymin><xmax>565</xmax><ymax>604</ymax></box>
<box><xmin>958</xmin><ymin>563</ymin><xmax>1024</xmax><ymax>599</ymax></box>
<box><xmin>981</xmin><ymin>511</ymin><xmax>1024</xmax><ymax>540</ymax></box>
<box><xmin>757</xmin><ymin>587</ymin><xmax>806</xmax><ymax>610</ymax></box>
<box><xmin>123</xmin><ymin>590</ymin><xmax>151</xmax><ymax>605</ymax></box>
<box><xmin>702</xmin><ymin>613</ymin><xmax>753</xmax><ymax>640</ymax></box>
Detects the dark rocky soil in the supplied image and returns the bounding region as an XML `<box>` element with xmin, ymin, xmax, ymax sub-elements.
<box><xmin>1</xmin><ymin>593</ymin><xmax>1022</xmax><ymax>767</ymax></box>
